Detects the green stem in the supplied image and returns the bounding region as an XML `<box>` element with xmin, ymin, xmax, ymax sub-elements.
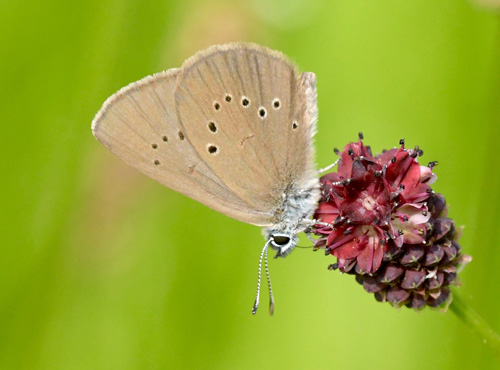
<box><xmin>450</xmin><ymin>289</ymin><xmax>500</xmax><ymax>359</ymax></box>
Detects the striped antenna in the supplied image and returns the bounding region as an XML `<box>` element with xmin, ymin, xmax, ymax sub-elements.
<box><xmin>252</xmin><ymin>239</ymin><xmax>274</xmax><ymax>315</ymax></box>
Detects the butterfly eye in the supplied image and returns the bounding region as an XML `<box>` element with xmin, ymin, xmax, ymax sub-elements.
<box><xmin>272</xmin><ymin>98</ymin><xmax>281</xmax><ymax>109</ymax></box>
<box><xmin>225</xmin><ymin>94</ymin><xmax>232</xmax><ymax>102</ymax></box>
<box><xmin>272</xmin><ymin>235</ymin><xmax>290</xmax><ymax>246</ymax></box>
<box><xmin>241</xmin><ymin>97</ymin><xmax>250</xmax><ymax>107</ymax></box>
<box><xmin>292</xmin><ymin>121</ymin><xmax>298</xmax><ymax>130</ymax></box>
<box><xmin>258</xmin><ymin>107</ymin><xmax>267</xmax><ymax>119</ymax></box>
<box><xmin>151</xmin><ymin>143</ymin><xmax>158</xmax><ymax>149</ymax></box>
<box><xmin>214</xmin><ymin>102</ymin><xmax>221</xmax><ymax>111</ymax></box>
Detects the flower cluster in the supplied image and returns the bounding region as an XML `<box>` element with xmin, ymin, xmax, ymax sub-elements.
<box><xmin>313</xmin><ymin>135</ymin><xmax>471</xmax><ymax>310</ymax></box>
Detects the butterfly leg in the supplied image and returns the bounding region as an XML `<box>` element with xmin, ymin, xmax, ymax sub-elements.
<box><xmin>300</xmin><ymin>220</ymin><xmax>333</xmax><ymax>245</ymax></box>
<box><xmin>317</xmin><ymin>158</ymin><xmax>340</xmax><ymax>174</ymax></box>
<box><xmin>303</xmin><ymin>219</ymin><xmax>334</xmax><ymax>230</ymax></box>
<box><xmin>313</xmin><ymin>220</ymin><xmax>334</xmax><ymax>228</ymax></box>
<box><xmin>303</xmin><ymin>227</ymin><xmax>316</xmax><ymax>244</ymax></box>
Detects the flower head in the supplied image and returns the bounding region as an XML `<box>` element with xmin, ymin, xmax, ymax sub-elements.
<box><xmin>313</xmin><ymin>135</ymin><xmax>471</xmax><ymax>310</ymax></box>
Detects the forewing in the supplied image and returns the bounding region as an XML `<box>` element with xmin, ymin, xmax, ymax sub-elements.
<box><xmin>92</xmin><ymin>69</ymin><xmax>273</xmax><ymax>225</ymax></box>
<box><xmin>175</xmin><ymin>43</ymin><xmax>318</xmax><ymax>214</ymax></box>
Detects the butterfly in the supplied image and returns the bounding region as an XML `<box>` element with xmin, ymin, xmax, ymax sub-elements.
<box><xmin>91</xmin><ymin>43</ymin><xmax>326</xmax><ymax>314</ymax></box>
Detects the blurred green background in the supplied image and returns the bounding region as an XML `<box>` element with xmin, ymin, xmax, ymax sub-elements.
<box><xmin>2</xmin><ymin>0</ymin><xmax>499</xmax><ymax>369</ymax></box>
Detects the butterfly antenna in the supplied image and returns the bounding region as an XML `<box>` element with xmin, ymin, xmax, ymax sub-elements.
<box><xmin>252</xmin><ymin>239</ymin><xmax>271</xmax><ymax>315</ymax></box>
<box><xmin>264</xmin><ymin>245</ymin><xmax>274</xmax><ymax>315</ymax></box>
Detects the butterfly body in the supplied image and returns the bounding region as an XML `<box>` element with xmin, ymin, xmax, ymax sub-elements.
<box><xmin>265</xmin><ymin>181</ymin><xmax>320</xmax><ymax>257</ymax></box>
<box><xmin>92</xmin><ymin>43</ymin><xmax>321</xmax><ymax>312</ymax></box>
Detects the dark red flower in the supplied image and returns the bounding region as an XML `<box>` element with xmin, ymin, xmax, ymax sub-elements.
<box><xmin>313</xmin><ymin>135</ymin><xmax>471</xmax><ymax>310</ymax></box>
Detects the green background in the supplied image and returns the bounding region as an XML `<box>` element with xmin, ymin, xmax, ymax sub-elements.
<box><xmin>2</xmin><ymin>0</ymin><xmax>499</xmax><ymax>369</ymax></box>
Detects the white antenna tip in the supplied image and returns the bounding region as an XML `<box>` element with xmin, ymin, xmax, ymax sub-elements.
<box><xmin>252</xmin><ymin>301</ymin><xmax>259</xmax><ymax>315</ymax></box>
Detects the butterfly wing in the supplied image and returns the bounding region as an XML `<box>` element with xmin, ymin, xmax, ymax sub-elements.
<box><xmin>92</xmin><ymin>69</ymin><xmax>273</xmax><ymax>225</ymax></box>
<box><xmin>175</xmin><ymin>43</ymin><xmax>319</xmax><ymax>222</ymax></box>
<box><xmin>92</xmin><ymin>43</ymin><xmax>319</xmax><ymax>227</ymax></box>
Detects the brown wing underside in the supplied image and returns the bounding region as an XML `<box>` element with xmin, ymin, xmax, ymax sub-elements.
<box><xmin>92</xmin><ymin>43</ymin><xmax>318</xmax><ymax>226</ymax></box>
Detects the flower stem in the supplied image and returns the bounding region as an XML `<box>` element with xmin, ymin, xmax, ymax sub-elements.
<box><xmin>450</xmin><ymin>289</ymin><xmax>500</xmax><ymax>359</ymax></box>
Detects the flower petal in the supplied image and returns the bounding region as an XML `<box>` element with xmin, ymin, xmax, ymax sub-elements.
<box><xmin>332</xmin><ymin>239</ymin><xmax>366</xmax><ymax>259</ymax></box>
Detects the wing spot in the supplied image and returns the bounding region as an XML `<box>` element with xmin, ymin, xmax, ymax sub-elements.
<box><xmin>208</xmin><ymin>145</ymin><xmax>218</xmax><ymax>154</ymax></box>
<box><xmin>292</xmin><ymin>121</ymin><xmax>298</xmax><ymax>129</ymax></box>
<box><xmin>178</xmin><ymin>131</ymin><xmax>185</xmax><ymax>140</ymax></box>
<box><xmin>162</xmin><ymin>135</ymin><xmax>168</xmax><ymax>142</ymax></box>
<box><xmin>214</xmin><ymin>102</ymin><xmax>221</xmax><ymax>111</ymax></box>
<box><xmin>241</xmin><ymin>97</ymin><xmax>250</xmax><ymax>107</ymax></box>
<box><xmin>225</xmin><ymin>94</ymin><xmax>232</xmax><ymax>102</ymax></box>
<box><xmin>258</xmin><ymin>107</ymin><xmax>267</xmax><ymax>119</ymax></box>
<box><xmin>154</xmin><ymin>160</ymin><xmax>160</xmax><ymax>165</ymax></box>
<box><xmin>188</xmin><ymin>164</ymin><xmax>196</xmax><ymax>174</ymax></box>
<box><xmin>273</xmin><ymin>98</ymin><xmax>281</xmax><ymax>109</ymax></box>
<box><xmin>208</xmin><ymin>121</ymin><xmax>217</xmax><ymax>133</ymax></box>
<box><xmin>151</xmin><ymin>143</ymin><xmax>158</xmax><ymax>149</ymax></box>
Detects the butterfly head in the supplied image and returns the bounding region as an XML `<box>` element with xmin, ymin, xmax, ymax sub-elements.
<box><xmin>268</xmin><ymin>231</ymin><xmax>298</xmax><ymax>258</ymax></box>
<box><xmin>252</xmin><ymin>230</ymin><xmax>299</xmax><ymax>315</ymax></box>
